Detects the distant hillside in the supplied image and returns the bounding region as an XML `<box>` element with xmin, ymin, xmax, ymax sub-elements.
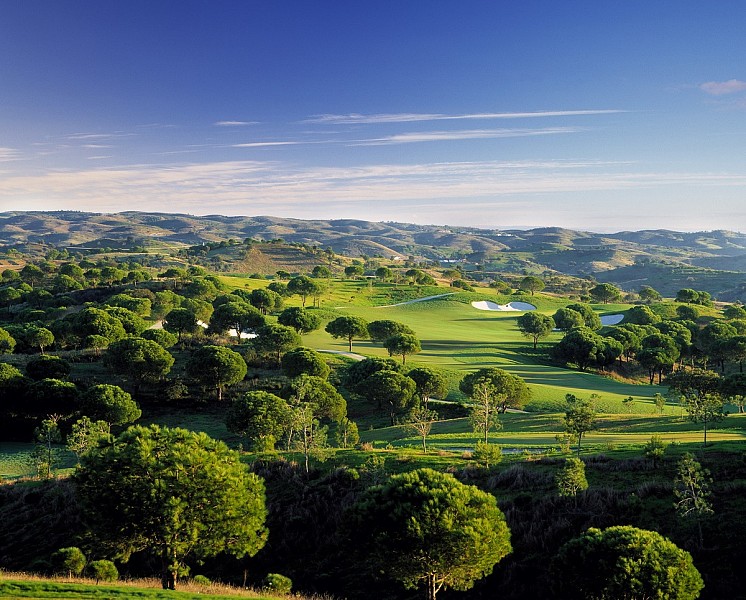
<box><xmin>3</xmin><ymin>210</ymin><xmax>746</xmax><ymax>298</ymax></box>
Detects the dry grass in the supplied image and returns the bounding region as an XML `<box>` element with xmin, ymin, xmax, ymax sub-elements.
<box><xmin>0</xmin><ymin>571</ymin><xmax>330</xmax><ymax>599</ymax></box>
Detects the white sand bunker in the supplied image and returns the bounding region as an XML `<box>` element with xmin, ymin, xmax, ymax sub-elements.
<box><xmin>601</xmin><ymin>314</ymin><xmax>624</xmax><ymax>326</ymax></box>
<box><xmin>471</xmin><ymin>300</ymin><xmax>536</xmax><ymax>312</ymax></box>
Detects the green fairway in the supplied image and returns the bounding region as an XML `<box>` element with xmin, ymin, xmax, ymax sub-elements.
<box><xmin>361</xmin><ymin>412</ymin><xmax>746</xmax><ymax>450</ymax></box>
<box><xmin>294</xmin><ymin>289</ymin><xmax>663</xmax><ymax>410</ymax></box>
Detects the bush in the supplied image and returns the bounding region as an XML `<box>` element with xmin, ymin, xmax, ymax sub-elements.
<box><xmin>262</xmin><ymin>573</ymin><xmax>293</xmax><ymax>594</ymax></box>
<box><xmin>88</xmin><ymin>559</ymin><xmax>118</xmax><ymax>583</ymax></box>
<box><xmin>193</xmin><ymin>574</ymin><xmax>211</xmax><ymax>586</ymax></box>
<box><xmin>473</xmin><ymin>442</ymin><xmax>502</xmax><ymax>468</ymax></box>
<box><xmin>51</xmin><ymin>546</ymin><xmax>86</xmax><ymax>578</ymax></box>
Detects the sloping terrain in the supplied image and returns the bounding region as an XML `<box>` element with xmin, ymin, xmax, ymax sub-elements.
<box><xmin>3</xmin><ymin>211</ymin><xmax>746</xmax><ymax>297</ymax></box>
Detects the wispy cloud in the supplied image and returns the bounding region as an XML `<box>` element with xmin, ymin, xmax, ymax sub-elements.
<box><xmin>700</xmin><ymin>79</ymin><xmax>746</xmax><ymax>96</ymax></box>
<box><xmin>82</xmin><ymin>144</ymin><xmax>113</xmax><ymax>149</ymax></box>
<box><xmin>232</xmin><ymin>141</ymin><xmax>302</xmax><ymax>148</ymax></box>
<box><xmin>306</xmin><ymin>109</ymin><xmax>624</xmax><ymax>124</ymax></box>
<box><xmin>4</xmin><ymin>159</ymin><xmax>746</xmax><ymax>223</ymax></box>
<box><xmin>0</xmin><ymin>148</ymin><xmax>20</xmax><ymax>162</ymax></box>
<box><xmin>215</xmin><ymin>120</ymin><xmax>259</xmax><ymax>126</ymax></box>
<box><xmin>350</xmin><ymin>127</ymin><xmax>579</xmax><ymax>146</ymax></box>
<box><xmin>87</xmin><ymin>156</ymin><xmax>113</xmax><ymax>160</ymax></box>
<box><xmin>67</xmin><ymin>132</ymin><xmax>136</xmax><ymax>140</ymax></box>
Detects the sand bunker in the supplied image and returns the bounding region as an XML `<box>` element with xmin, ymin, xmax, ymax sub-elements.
<box><xmin>471</xmin><ymin>300</ymin><xmax>536</xmax><ymax>312</ymax></box>
<box><xmin>600</xmin><ymin>314</ymin><xmax>624</xmax><ymax>326</ymax></box>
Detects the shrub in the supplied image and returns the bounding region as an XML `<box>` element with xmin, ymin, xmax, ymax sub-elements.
<box><xmin>193</xmin><ymin>574</ymin><xmax>211</xmax><ymax>586</ymax></box>
<box><xmin>51</xmin><ymin>546</ymin><xmax>86</xmax><ymax>578</ymax></box>
<box><xmin>262</xmin><ymin>573</ymin><xmax>293</xmax><ymax>594</ymax></box>
<box><xmin>88</xmin><ymin>559</ymin><xmax>118</xmax><ymax>583</ymax></box>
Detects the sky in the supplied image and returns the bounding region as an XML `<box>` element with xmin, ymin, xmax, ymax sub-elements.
<box><xmin>1</xmin><ymin>1</ymin><xmax>746</xmax><ymax>232</ymax></box>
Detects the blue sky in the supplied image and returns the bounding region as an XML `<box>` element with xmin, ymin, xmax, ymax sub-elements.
<box><xmin>2</xmin><ymin>1</ymin><xmax>746</xmax><ymax>232</ymax></box>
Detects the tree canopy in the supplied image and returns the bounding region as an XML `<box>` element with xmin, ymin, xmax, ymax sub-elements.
<box><xmin>74</xmin><ymin>425</ymin><xmax>268</xmax><ymax>590</ymax></box>
<box><xmin>325</xmin><ymin>316</ymin><xmax>370</xmax><ymax>352</ymax></box>
<box><xmin>551</xmin><ymin>526</ymin><xmax>703</xmax><ymax>600</ymax></box>
<box><xmin>459</xmin><ymin>368</ymin><xmax>530</xmax><ymax>412</ymax></box>
<box><xmin>187</xmin><ymin>345</ymin><xmax>247</xmax><ymax>401</ymax></box>
<box><xmin>349</xmin><ymin>468</ymin><xmax>511</xmax><ymax>600</ymax></box>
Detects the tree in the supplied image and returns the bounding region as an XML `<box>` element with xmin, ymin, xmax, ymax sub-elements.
<box><xmin>551</xmin><ymin>526</ymin><xmax>703</xmax><ymax>600</ymax></box>
<box><xmin>349</xmin><ymin>468</ymin><xmax>512</xmax><ymax>600</ymax></box>
<box><xmin>367</xmin><ymin>319</ymin><xmax>414</xmax><ymax>343</ymax></box>
<box><xmin>626</xmin><ymin>305</ymin><xmax>660</xmax><ymax>325</ymax></box>
<box><xmin>286</xmin><ymin>374</ymin><xmax>347</xmax><ymax>422</ymax></box>
<box><xmin>644</xmin><ymin>434</ymin><xmax>667</xmax><ymax>467</ymax></box>
<box><xmin>81</xmin><ymin>384</ymin><xmax>141</xmax><ymax>426</ymax></box>
<box><xmin>364</xmin><ymin>369</ymin><xmax>417</xmax><ymax>424</ymax></box>
<box><xmin>0</xmin><ymin>287</ymin><xmax>21</xmax><ymax>313</ymax></box>
<box><xmin>31</xmin><ymin>416</ymin><xmax>62</xmax><ymax>479</ymax></box>
<box><xmin>66</xmin><ymin>416</ymin><xmax>111</xmax><ymax>459</ymax></box>
<box><xmin>287</xmin><ymin>275</ymin><xmax>318</xmax><ymax>307</ymax></box>
<box><xmin>666</xmin><ymin>369</ymin><xmax>725</xmax><ymax>446</ymax></box>
<box><xmin>88</xmin><ymin>560</ymin><xmax>119</xmax><ymax>583</ymax></box>
<box><xmin>556</xmin><ymin>457</ymin><xmax>588</xmax><ymax>498</ymax></box>
<box><xmin>383</xmin><ymin>333</ymin><xmax>421</xmax><ymax>364</ymax></box>
<box><xmin>163</xmin><ymin>308</ymin><xmax>199</xmax><ymax>342</ymax></box>
<box><xmin>52</xmin><ymin>546</ymin><xmax>86</xmax><ymax>578</ymax></box>
<box><xmin>516</xmin><ymin>312</ymin><xmax>554</xmax><ymax>349</ymax></box>
<box><xmin>551</xmin><ymin>307</ymin><xmax>585</xmax><ymax>332</ymax></box>
<box><xmin>210</xmin><ymin>300</ymin><xmax>265</xmax><ymax>339</ymax></box>
<box><xmin>226</xmin><ymin>391</ymin><xmax>291</xmax><ymax>451</ymax></box>
<box><xmin>248</xmin><ymin>288</ymin><xmax>282</xmax><ymax>315</ymax></box>
<box><xmin>404</xmin><ymin>407</ymin><xmax>438</xmax><ymax>453</ymax></box>
<box><xmin>565</xmin><ymin>303</ymin><xmax>602</xmax><ymax>329</ymax></box>
<box><xmin>638</xmin><ymin>333</ymin><xmax>679</xmax><ymax>384</ymax></box>
<box><xmin>277</xmin><ymin>306</ymin><xmax>322</xmax><ymax>334</ymax></box>
<box><xmin>20</xmin><ymin>264</ymin><xmax>45</xmax><ymax>288</ymax></box>
<box><xmin>344</xmin><ymin>265</ymin><xmax>365</xmax><ymax>279</ymax></box>
<box><xmin>187</xmin><ymin>345</ymin><xmax>247</xmax><ymax>401</ymax></box>
<box><xmin>281</xmin><ymin>347</ymin><xmax>330</xmax><ymax>379</ymax></box>
<box><xmin>141</xmin><ymin>328</ymin><xmax>178</xmax><ymax>349</ymax></box>
<box><xmin>459</xmin><ymin>368</ymin><xmax>530</xmax><ymax>413</ymax></box>
<box><xmin>26</xmin><ymin>326</ymin><xmax>54</xmax><ymax>354</ymax></box>
<box><xmin>407</xmin><ymin>367</ymin><xmax>448</xmax><ymax>408</ymax></box>
<box><xmin>75</xmin><ymin>425</ymin><xmax>268</xmax><ymax>590</ymax></box>
<box><xmin>343</xmin><ymin>357</ymin><xmax>403</xmax><ymax>394</ymax></box>
<box><xmin>312</xmin><ymin>265</ymin><xmax>332</xmax><ymax>279</ymax></box>
<box><xmin>723</xmin><ymin>304</ymin><xmax>746</xmax><ymax>320</ymax></box>
<box><xmin>472</xmin><ymin>442</ymin><xmax>502</xmax><ymax>468</ymax></box>
<box><xmin>677</xmin><ymin>304</ymin><xmax>700</xmax><ymax>321</ymax></box>
<box><xmin>105</xmin><ymin>338</ymin><xmax>174</xmax><ymax>390</ymax></box>
<box><xmin>0</xmin><ymin>327</ymin><xmax>16</xmax><ymax>354</ymax></box>
<box><xmin>589</xmin><ymin>283</ymin><xmax>622</xmax><ymax>304</ymax></box>
<box><xmin>252</xmin><ymin>323</ymin><xmax>302</xmax><ymax>363</ymax></box>
<box><xmin>684</xmin><ymin>394</ymin><xmax>726</xmax><ymax>447</ymax></box>
<box><xmin>325</xmin><ymin>316</ymin><xmax>369</xmax><ymax>352</ymax></box>
<box><xmin>676</xmin><ymin>288</ymin><xmax>700</xmax><ymax>304</ymax></box>
<box><xmin>26</xmin><ymin>355</ymin><xmax>70</xmax><ymax>380</ymax></box>
<box><xmin>564</xmin><ymin>394</ymin><xmax>596</xmax><ymax>454</ymax></box>
<box><xmin>375</xmin><ymin>266</ymin><xmax>392</xmax><ymax>282</ymax></box>
<box><xmin>639</xmin><ymin>285</ymin><xmax>662</xmax><ymax>303</ymax></box>
<box><xmin>674</xmin><ymin>452</ymin><xmax>714</xmax><ymax>548</ymax></box>
<box><xmin>335</xmin><ymin>417</ymin><xmax>360</xmax><ymax>448</ymax></box>
<box><xmin>519</xmin><ymin>276</ymin><xmax>545</xmax><ymax>296</ymax></box>
<box><xmin>468</xmin><ymin>380</ymin><xmax>503</xmax><ymax>444</ymax></box>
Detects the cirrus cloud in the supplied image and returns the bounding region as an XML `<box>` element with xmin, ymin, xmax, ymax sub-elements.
<box><xmin>699</xmin><ymin>79</ymin><xmax>746</xmax><ymax>96</ymax></box>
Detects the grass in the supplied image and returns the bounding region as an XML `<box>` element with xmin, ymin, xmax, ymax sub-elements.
<box><xmin>0</xmin><ymin>573</ymin><xmax>302</xmax><ymax>600</ymax></box>
<box><xmin>358</xmin><ymin>411</ymin><xmax>746</xmax><ymax>452</ymax></box>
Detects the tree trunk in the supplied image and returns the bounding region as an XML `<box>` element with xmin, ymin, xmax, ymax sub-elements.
<box><xmin>427</xmin><ymin>574</ymin><xmax>437</xmax><ymax>600</ymax></box>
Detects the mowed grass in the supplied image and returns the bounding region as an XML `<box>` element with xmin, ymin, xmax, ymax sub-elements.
<box><xmin>360</xmin><ymin>412</ymin><xmax>746</xmax><ymax>450</ymax></box>
<box><xmin>286</xmin><ymin>286</ymin><xmax>664</xmax><ymax>411</ymax></box>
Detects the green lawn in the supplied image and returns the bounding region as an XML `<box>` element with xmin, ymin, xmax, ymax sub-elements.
<box><xmin>0</xmin><ymin>578</ymin><xmax>288</xmax><ymax>600</ymax></box>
